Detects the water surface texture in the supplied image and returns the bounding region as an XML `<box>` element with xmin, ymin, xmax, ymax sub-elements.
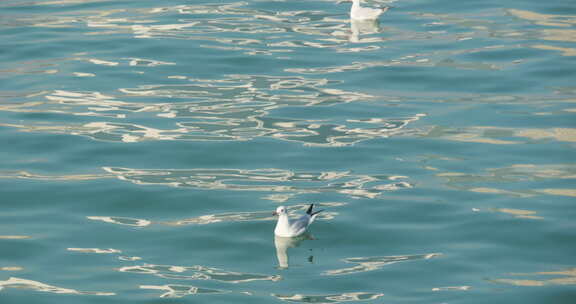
<box><xmin>1</xmin><ymin>0</ymin><xmax>575</xmax><ymax>303</ymax></box>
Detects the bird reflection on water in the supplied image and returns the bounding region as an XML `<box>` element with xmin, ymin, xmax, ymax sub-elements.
<box><xmin>350</xmin><ymin>18</ymin><xmax>381</xmax><ymax>43</ymax></box>
<box><xmin>274</xmin><ymin>233</ymin><xmax>316</xmax><ymax>269</ymax></box>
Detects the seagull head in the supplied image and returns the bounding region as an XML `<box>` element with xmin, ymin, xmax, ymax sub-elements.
<box><xmin>272</xmin><ymin>206</ymin><xmax>287</xmax><ymax>216</ymax></box>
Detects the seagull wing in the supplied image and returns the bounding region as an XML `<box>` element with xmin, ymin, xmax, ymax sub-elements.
<box><xmin>289</xmin><ymin>214</ymin><xmax>312</xmax><ymax>236</ymax></box>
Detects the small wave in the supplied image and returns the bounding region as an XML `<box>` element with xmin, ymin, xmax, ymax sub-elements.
<box><xmin>0</xmin><ymin>277</ymin><xmax>114</xmax><ymax>296</ymax></box>
<box><xmin>118</xmin><ymin>264</ymin><xmax>281</xmax><ymax>283</ymax></box>
<box><xmin>324</xmin><ymin>253</ymin><xmax>441</xmax><ymax>276</ymax></box>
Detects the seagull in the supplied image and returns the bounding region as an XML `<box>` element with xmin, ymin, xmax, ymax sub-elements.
<box><xmin>273</xmin><ymin>204</ymin><xmax>323</xmax><ymax>237</ymax></box>
<box><xmin>350</xmin><ymin>0</ymin><xmax>388</xmax><ymax>21</ymax></box>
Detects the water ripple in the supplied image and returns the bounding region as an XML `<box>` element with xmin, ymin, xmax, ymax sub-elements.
<box><xmin>129</xmin><ymin>2</ymin><xmax>349</xmax><ymax>50</ymax></box>
<box><xmin>103</xmin><ymin>167</ymin><xmax>413</xmax><ymax>199</ymax></box>
<box><xmin>433</xmin><ymin>163</ymin><xmax>576</xmax><ymax>198</ymax></box>
<box><xmin>67</xmin><ymin>248</ymin><xmax>122</xmax><ymax>254</ymax></box>
<box><xmin>431</xmin><ymin>286</ymin><xmax>471</xmax><ymax>291</ymax></box>
<box><xmin>272</xmin><ymin>292</ymin><xmax>385</xmax><ymax>303</ymax></box>
<box><xmin>2</xmin><ymin>1</ymin><xmax>356</xmax><ymax>52</ymax></box>
<box><xmin>286</xmin><ymin>43</ymin><xmax>519</xmax><ymax>74</ymax></box>
<box><xmin>118</xmin><ymin>264</ymin><xmax>281</xmax><ymax>283</ymax></box>
<box><xmin>0</xmin><ymin>235</ymin><xmax>31</xmax><ymax>239</ymax></box>
<box><xmin>490</xmin><ymin>208</ymin><xmax>543</xmax><ymax>220</ymax></box>
<box><xmin>491</xmin><ymin>268</ymin><xmax>576</xmax><ymax>286</ymax></box>
<box><xmin>416</xmin><ymin>8</ymin><xmax>576</xmax><ymax>57</ymax></box>
<box><xmin>85</xmin><ymin>203</ymin><xmax>339</xmax><ymax>229</ymax></box>
<box><xmin>0</xmin><ymin>267</ymin><xmax>23</xmax><ymax>271</ymax></box>
<box><xmin>324</xmin><ymin>253</ymin><xmax>441</xmax><ymax>276</ymax></box>
<box><xmin>87</xmin><ymin>216</ymin><xmax>151</xmax><ymax>227</ymax></box>
<box><xmin>507</xmin><ymin>9</ymin><xmax>576</xmax><ymax>29</ymax></box>
<box><xmin>164</xmin><ymin>203</ymin><xmax>341</xmax><ymax>226</ymax></box>
<box><xmin>0</xmin><ymin>170</ymin><xmax>111</xmax><ymax>181</ymax></box>
<box><xmin>140</xmin><ymin>284</ymin><xmax>228</xmax><ymax>298</ymax></box>
<box><xmin>0</xmin><ymin>277</ymin><xmax>114</xmax><ymax>296</ymax></box>
<box><xmin>425</xmin><ymin>126</ymin><xmax>576</xmax><ymax>145</ymax></box>
<box><xmin>1</xmin><ymin>73</ymin><xmax>422</xmax><ymax>146</ymax></box>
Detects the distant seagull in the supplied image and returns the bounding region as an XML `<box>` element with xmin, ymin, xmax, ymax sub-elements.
<box><xmin>273</xmin><ymin>204</ymin><xmax>323</xmax><ymax>237</ymax></box>
<box><xmin>350</xmin><ymin>0</ymin><xmax>388</xmax><ymax>21</ymax></box>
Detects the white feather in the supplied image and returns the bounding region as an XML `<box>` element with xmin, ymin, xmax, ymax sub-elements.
<box><xmin>350</xmin><ymin>0</ymin><xmax>387</xmax><ymax>21</ymax></box>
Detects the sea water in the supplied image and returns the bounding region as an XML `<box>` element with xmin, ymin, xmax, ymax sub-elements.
<box><xmin>1</xmin><ymin>0</ymin><xmax>575</xmax><ymax>303</ymax></box>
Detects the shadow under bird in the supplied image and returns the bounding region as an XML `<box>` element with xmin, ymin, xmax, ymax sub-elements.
<box><xmin>273</xmin><ymin>204</ymin><xmax>323</xmax><ymax>237</ymax></box>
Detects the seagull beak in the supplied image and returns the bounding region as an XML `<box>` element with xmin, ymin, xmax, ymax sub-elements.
<box><xmin>272</xmin><ymin>211</ymin><xmax>278</xmax><ymax>216</ymax></box>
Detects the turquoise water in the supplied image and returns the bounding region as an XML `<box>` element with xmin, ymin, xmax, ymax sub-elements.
<box><xmin>1</xmin><ymin>0</ymin><xmax>575</xmax><ymax>302</ymax></box>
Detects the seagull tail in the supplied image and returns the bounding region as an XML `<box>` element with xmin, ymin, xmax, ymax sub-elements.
<box><xmin>306</xmin><ymin>204</ymin><xmax>314</xmax><ymax>215</ymax></box>
<box><xmin>311</xmin><ymin>209</ymin><xmax>324</xmax><ymax>216</ymax></box>
<box><xmin>306</xmin><ymin>203</ymin><xmax>324</xmax><ymax>216</ymax></box>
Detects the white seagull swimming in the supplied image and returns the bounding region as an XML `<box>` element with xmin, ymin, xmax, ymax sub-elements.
<box><xmin>273</xmin><ymin>204</ymin><xmax>323</xmax><ymax>237</ymax></box>
<box><xmin>350</xmin><ymin>0</ymin><xmax>388</xmax><ymax>21</ymax></box>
